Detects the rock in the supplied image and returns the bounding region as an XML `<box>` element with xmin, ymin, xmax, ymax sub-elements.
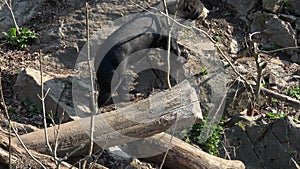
<box><xmin>291</xmin><ymin>53</ymin><xmax>300</xmax><ymax>63</ymax></box>
<box><xmin>0</xmin><ymin>0</ymin><xmax>46</xmax><ymax>38</ymax></box>
<box><xmin>0</xmin><ymin>120</ymin><xmax>38</xmax><ymax>135</ymax></box>
<box><xmin>263</xmin><ymin>16</ymin><xmax>297</xmax><ymax>52</ymax></box>
<box><xmin>220</xmin><ymin>126</ymin><xmax>262</xmax><ymax>169</ymax></box>
<box><xmin>262</xmin><ymin>0</ymin><xmax>283</xmax><ymax>13</ymax></box>
<box><xmin>222</xmin><ymin>117</ymin><xmax>300</xmax><ymax>169</ymax></box>
<box><xmin>246</xmin><ymin>123</ymin><xmax>269</xmax><ymax>142</ymax></box>
<box><xmin>250</xmin><ymin>12</ymin><xmax>276</xmax><ymax>31</ymax></box>
<box><xmin>128</xmin><ymin>158</ymin><xmax>156</xmax><ymax>169</ymax></box>
<box><xmin>288</xmin><ymin>0</ymin><xmax>300</xmax><ymax>16</ymax></box>
<box><xmin>226</xmin><ymin>0</ymin><xmax>258</xmax><ymax>16</ymax></box>
<box><xmin>295</xmin><ymin>19</ymin><xmax>300</xmax><ymax>31</ymax></box>
<box><xmin>12</xmin><ymin>68</ymin><xmax>76</xmax><ymax>122</ymax></box>
<box><xmin>251</xmin><ymin>126</ymin><xmax>297</xmax><ymax>169</ymax></box>
<box><xmin>265</xmin><ymin>63</ymin><xmax>291</xmax><ymax>87</ymax></box>
<box><xmin>251</xmin><ymin>13</ymin><xmax>297</xmax><ymax>53</ymax></box>
<box><xmin>268</xmin><ymin>73</ymin><xmax>289</xmax><ymax>88</ymax></box>
<box><xmin>230</xmin><ymin>38</ymin><xmax>239</xmax><ymax>54</ymax></box>
<box><xmin>279</xmin><ymin>14</ymin><xmax>297</xmax><ymax>23</ymax></box>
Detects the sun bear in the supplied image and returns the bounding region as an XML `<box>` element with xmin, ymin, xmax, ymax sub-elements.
<box><xmin>95</xmin><ymin>0</ymin><xmax>208</xmax><ymax>107</ymax></box>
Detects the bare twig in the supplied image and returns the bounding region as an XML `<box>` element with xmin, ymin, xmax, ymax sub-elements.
<box><xmin>215</xmin><ymin>45</ymin><xmax>255</xmax><ymax>97</ymax></box>
<box><xmin>164</xmin><ymin>5</ymin><xmax>172</xmax><ymax>89</ymax></box>
<box><xmin>4</xmin><ymin>0</ymin><xmax>20</xmax><ymax>34</ymax></box>
<box><xmin>60</xmin><ymin>143</ymin><xmax>85</xmax><ymax>162</ymax></box>
<box><xmin>247</xmin><ymin>32</ymin><xmax>267</xmax><ymax>114</ymax></box>
<box><xmin>1</xmin><ymin>78</ymin><xmax>46</xmax><ymax>168</ymax></box>
<box><xmin>12</xmin><ymin>127</ymin><xmax>47</xmax><ymax>168</ymax></box>
<box><xmin>0</xmin><ymin>77</ymin><xmax>12</xmax><ymax>169</ymax></box>
<box><xmin>37</xmin><ymin>52</ymin><xmax>53</xmax><ymax>153</ymax></box>
<box><xmin>160</xmin><ymin>0</ymin><xmax>182</xmax><ymax>168</ymax></box>
<box><xmin>82</xmin><ymin>2</ymin><xmax>97</xmax><ymax>168</ymax></box>
<box><xmin>88</xmin><ymin>148</ymin><xmax>105</xmax><ymax>169</ymax></box>
<box><xmin>49</xmin><ymin>111</ymin><xmax>64</xmax><ymax>168</ymax></box>
<box><xmin>259</xmin><ymin>46</ymin><xmax>300</xmax><ymax>54</ymax></box>
<box><xmin>260</xmin><ymin>87</ymin><xmax>300</xmax><ymax>109</ymax></box>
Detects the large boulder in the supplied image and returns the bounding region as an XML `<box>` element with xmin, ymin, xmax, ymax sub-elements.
<box><xmin>262</xmin><ymin>0</ymin><xmax>283</xmax><ymax>13</ymax></box>
<box><xmin>251</xmin><ymin>13</ymin><xmax>297</xmax><ymax>53</ymax></box>
<box><xmin>263</xmin><ymin>16</ymin><xmax>297</xmax><ymax>51</ymax></box>
<box><xmin>226</xmin><ymin>0</ymin><xmax>258</xmax><ymax>16</ymax></box>
<box><xmin>288</xmin><ymin>0</ymin><xmax>300</xmax><ymax>16</ymax></box>
<box><xmin>12</xmin><ymin>68</ymin><xmax>76</xmax><ymax>121</ymax></box>
<box><xmin>221</xmin><ymin>116</ymin><xmax>300</xmax><ymax>169</ymax></box>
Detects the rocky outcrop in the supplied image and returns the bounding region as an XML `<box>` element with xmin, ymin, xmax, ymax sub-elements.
<box><xmin>227</xmin><ymin>0</ymin><xmax>300</xmax><ymax>63</ymax></box>
<box><xmin>251</xmin><ymin>13</ymin><xmax>297</xmax><ymax>52</ymax></box>
<box><xmin>12</xmin><ymin>68</ymin><xmax>75</xmax><ymax>122</ymax></box>
<box><xmin>226</xmin><ymin>0</ymin><xmax>258</xmax><ymax>16</ymax></box>
<box><xmin>264</xmin><ymin>17</ymin><xmax>297</xmax><ymax>51</ymax></box>
<box><xmin>221</xmin><ymin>116</ymin><xmax>300</xmax><ymax>169</ymax></box>
<box><xmin>288</xmin><ymin>0</ymin><xmax>300</xmax><ymax>16</ymax></box>
<box><xmin>262</xmin><ymin>0</ymin><xmax>283</xmax><ymax>13</ymax></box>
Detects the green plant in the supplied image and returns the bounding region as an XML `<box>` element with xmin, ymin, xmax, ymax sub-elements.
<box><xmin>261</xmin><ymin>78</ymin><xmax>267</xmax><ymax>87</ymax></box>
<box><xmin>271</xmin><ymin>98</ymin><xmax>278</xmax><ymax>103</ymax></box>
<box><xmin>183</xmin><ymin>116</ymin><xmax>224</xmax><ymax>156</ymax></box>
<box><xmin>293</xmin><ymin>119</ymin><xmax>299</xmax><ymax>124</ymax></box>
<box><xmin>284</xmin><ymin>85</ymin><xmax>300</xmax><ymax>100</ymax></box>
<box><xmin>212</xmin><ymin>32</ymin><xmax>221</xmax><ymax>42</ymax></box>
<box><xmin>21</xmin><ymin>99</ymin><xmax>41</xmax><ymax>117</ymax></box>
<box><xmin>266</xmin><ymin>111</ymin><xmax>287</xmax><ymax>119</ymax></box>
<box><xmin>200</xmin><ymin>66</ymin><xmax>208</xmax><ymax>75</ymax></box>
<box><xmin>223</xmin><ymin>11</ymin><xmax>232</xmax><ymax>16</ymax></box>
<box><xmin>28</xmin><ymin>104</ymin><xmax>41</xmax><ymax>117</ymax></box>
<box><xmin>8</xmin><ymin>105</ymin><xmax>18</xmax><ymax>114</ymax></box>
<box><xmin>3</xmin><ymin>27</ymin><xmax>37</xmax><ymax>49</ymax></box>
<box><xmin>282</xmin><ymin>0</ymin><xmax>290</xmax><ymax>12</ymax></box>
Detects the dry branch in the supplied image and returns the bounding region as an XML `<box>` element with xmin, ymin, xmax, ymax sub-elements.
<box><xmin>12</xmin><ymin>80</ymin><xmax>202</xmax><ymax>156</ymax></box>
<box><xmin>0</xmin><ymin>132</ymin><xmax>76</xmax><ymax>168</ymax></box>
<box><xmin>260</xmin><ymin>87</ymin><xmax>300</xmax><ymax>109</ymax></box>
<box><xmin>141</xmin><ymin>133</ymin><xmax>245</xmax><ymax>169</ymax></box>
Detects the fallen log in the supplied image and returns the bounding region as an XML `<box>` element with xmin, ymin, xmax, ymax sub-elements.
<box><xmin>0</xmin><ymin>131</ymin><xmax>76</xmax><ymax>169</ymax></box>
<box><xmin>12</xmin><ymin>80</ymin><xmax>202</xmax><ymax>156</ymax></box>
<box><xmin>11</xmin><ymin>79</ymin><xmax>245</xmax><ymax>168</ymax></box>
<box><xmin>133</xmin><ymin>132</ymin><xmax>246</xmax><ymax>169</ymax></box>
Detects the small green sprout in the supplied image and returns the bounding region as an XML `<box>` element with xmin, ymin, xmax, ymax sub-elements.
<box><xmin>3</xmin><ymin>27</ymin><xmax>37</xmax><ymax>49</ymax></box>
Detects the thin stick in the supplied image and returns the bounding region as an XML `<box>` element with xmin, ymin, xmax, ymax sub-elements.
<box><xmin>260</xmin><ymin>87</ymin><xmax>300</xmax><ymax>109</ymax></box>
<box><xmin>1</xmin><ymin>78</ymin><xmax>46</xmax><ymax>168</ymax></box>
<box><xmin>160</xmin><ymin>1</ymin><xmax>181</xmax><ymax>168</ymax></box>
<box><xmin>215</xmin><ymin>45</ymin><xmax>255</xmax><ymax>96</ymax></box>
<box><xmin>12</xmin><ymin>127</ymin><xmax>47</xmax><ymax>168</ymax></box>
<box><xmin>0</xmin><ymin>77</ymin><xmax>12</xmax><ymax>169</ymax></box>
<box><xmin>259</xmin><ymin>46</ymin><xmax>300</xmax><ymax>54</ymax></box>
<box><xmin>82</xmin><ymin>2</ymin><xmax>97</xmax><ymax>168</ymax></box>
<box><xmin>4</xmin><ymin>0</ymin><xmax>20</xmax><ymax>34</ymax></box>
<box><xmin>49</xmin><ymin>111</ymin><xmax>63</xmax><ymax>168</ymax></box>
<box><xmin>38</xmin><ymin>52</ymin><xmax>53</xmax><ymax>153</ymax></box>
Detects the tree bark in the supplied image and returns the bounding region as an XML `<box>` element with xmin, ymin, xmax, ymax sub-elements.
<box><xmin>10</xmin><ymin>80</ymin><xmax>245</xmax><ymax>168</ymax></box>
<box><xmin>138</xmin><ymin>132</ymin><xmax>246</xmax><ymax>169</ymax></box>
<box><xmin>12</xmin><ymin>80</ymin><xmax>202</xmax><ymax>156</ymax></box>
<box><xmin>0</xmin><ymin>133</ymin><xmax>76</xmax><ymax>169</ymax></box>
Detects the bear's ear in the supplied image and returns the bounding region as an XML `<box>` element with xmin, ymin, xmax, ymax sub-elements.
<box><xmin>183</xmin><ymin>3</ymin><xmax>194</xmax><ymax>13</ymax></box>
